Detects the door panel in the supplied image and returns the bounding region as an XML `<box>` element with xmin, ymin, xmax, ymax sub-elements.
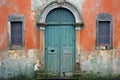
<box><xmin>45</xmin><ymin>8</ymin><xmax>75</xmax><ymax>76</ymax></box>
<box><xmin>61</xmin><ymin>26</ymin><xmax>75</xmax><ymax>76</ymax></box>
<box><xmin>45</xmin><ymin>26</ymin><xmax>60</xmax><ymax>74</ymax></box>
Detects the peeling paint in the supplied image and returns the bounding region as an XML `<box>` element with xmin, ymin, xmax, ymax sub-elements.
<box><xmin>0</xmin><ymin>0</ymin><xmax>6</xmax><ymax>7</ymax></box>
<box><xmin>0</xmin><ymin>0</ymin><xmax>120</xmax><ymax>79</ymax></box>
<box><xmin>0</xmin><ymin>34</ymin><xmax>6</xmax><ymax>48</ymax></box>
<box><xmin>68</xmin><ymin>0</ymin><xmax>84</xmax><ymax>10</ymax></box>
<box><xmin>31</xmin><ymin>0</ymin><xmax>47</xmax><ymax>11</ymax></box>
<box><xmin>0</xmin><ymin>50</ymin><xmax>32</xmax><ymax>78</ymax></box>
<box><xmin>0</xmin><ymin>49</ymin><xmax>42</xmax><ymax>79</ymax></box>
<box><xmin>117</xmin><ymin>14</ymin><xmax>120</xmax><ymax>21</ymax></box>
<box><xmin>79</xmin><ymin>50</ymin><xmax>113</xmax><ymax>76</ymax></box>
<box><xmin>31</xmin><ymin>0</ymin><xmax>84</xmax><ymax>12</ymax></box>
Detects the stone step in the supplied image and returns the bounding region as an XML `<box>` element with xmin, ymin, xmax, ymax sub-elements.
<box><xmin>37</xmin><ymin>72</ymin><xmax>82</xmax><ymax>80</ymax></box>
<box><xmin>37</xmin><ymin>78</ymin><xmax>80</xmax><ymax>80</ymax></box>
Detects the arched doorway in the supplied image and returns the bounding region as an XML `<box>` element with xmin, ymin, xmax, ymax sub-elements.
<box><xmin>45</xmin><ymin>8</ymin><xmax>76</xmax><ymax>76</ymax></box>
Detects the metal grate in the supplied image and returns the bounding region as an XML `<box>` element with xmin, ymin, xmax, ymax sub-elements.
<box><xmin>11</xmin><ymin>22</ymin><xmax>22</xmax><ymax>45</ymax></box>
<box><xmin>98</xmin><ymin>21</ymin><xmax>110</xmax><ymax>46</ymax></box>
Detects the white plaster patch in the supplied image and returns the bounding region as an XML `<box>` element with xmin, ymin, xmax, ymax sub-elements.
<box><xmin>31</xmin><ymin>0</ymin><xmax>47</xmax><ymax>11</ymax></box>
<box><xmin>0</xmin><ymin>57</ymin><xmax>1</xmax><ymax>66</ymax></box>
<box><xmin>0</xmin><ymin>0</ymin><xmax>6</xmax><ymax>7</ymax></box>
<box><xmin>0</xmin><ymin>62</ymin><xmax>1</xmax><ymax>66</ymax></box>
<box><xmin>91</xmin><ymin>0</ymin><xmax>102</xmax><ymax>12</ymax></box>
<box><xmin>117</xmin><ymin>14</ymin><xmax>120</xmax><ymax>21</ymax></box>
<box><xmin>95</xmin><ymin>0</ymin><xmax>101</xmax><ymax>8</ymax></box>
<box><xmin>29</xmin><ymin>11</ymin><xmax>36</xmax><ymax>22</ymax></box>
<box><xmin>77</xmin><ymin>44</ymin><xmax>80</xmax><ymax>55</ymax></box>
<box><xmin>28</xmin><ymin>50</ymin><xmax>36</xmax><ymax>63</ymax></box>
<box><xmin>68</xmin><ymin>0</ymin><xmax>84</xmax><ymax>10</ymax></box>
<box><xmin>28</xmin><ymin>50</ymin><xmax>35</xmax><ymax>58</ymax></box>
<box><xmin>28</xmin><ymin>49</ymin><xmax>42</xmax><ymax>71</ymax></box>
<box><xmin>31</xmin><ymin>0</ymin><xmax>84</xmax><ymax>11</ymax></box>
<box><xmin>0</xmin><ymin>34</ymin><xmax>6</xmax><ymax>47</ymax></box>
<box><xmin>47</xmin><ymin>0</ymin><xmax>56</xmax><ymax>3</ymax></box>
<box><xmin>34</xmin><ymin>60</ymin><xmax>40</xmax><ymax>71</ymax></box>
<box><xmin>98</xmin><ymin>50</ymin><xmax>109</xmax><ymax>63</ymax></box>
<box><xmin>14</xmin><ymin>6</ymin><xmax>19</xmax><ymax>12</ymax></box>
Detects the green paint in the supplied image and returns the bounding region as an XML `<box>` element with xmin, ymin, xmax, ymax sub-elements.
<box><xmin>91</xmin><ymin>57</ymin><xmax>98</xmax><ymax>73</ymax></box>
<box><xmin>45</xmin><ymin>8</ymin><xmax>75</xmax><ymax>76</ymax></box>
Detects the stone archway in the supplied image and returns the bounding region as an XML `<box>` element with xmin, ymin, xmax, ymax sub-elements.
<box><xmin>37</xmin><ymin>1</ymin><xmax>83</xmax><ymax>30</ymax></box>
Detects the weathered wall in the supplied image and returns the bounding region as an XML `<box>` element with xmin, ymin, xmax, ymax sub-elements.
<box><xmin>34</xmin><ymin>0</ymin><xmax>120</xmax><ymax>76</ymax></box>
<box><xmin>0</xmin><ymin>0</ymin><xmax>38</xmax><ymax>50</ymax></box>
<box><xmin>0</xmin><ymin>0</ymin><xmax>40</xmax><ymax>79</ymax></box>
<box><xmin>79</xmin><ymin>0</ymin><xmax>120</xmax><ymax>76</ymax></box>
<box><xmin>0</xmin><ymin>49</ymin><xmax>42</xmax><ymax>79</ymax></box>
<box><xmin>0</xmin><ymin>0</ymin><xmax>120</xmax><ymax>79</ymax></box>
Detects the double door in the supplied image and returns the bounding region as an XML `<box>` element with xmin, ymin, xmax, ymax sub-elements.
<box><xmin>45</xmin><ymin>8</ymin><xmax>76</xmax><ymax>76</ymax></box>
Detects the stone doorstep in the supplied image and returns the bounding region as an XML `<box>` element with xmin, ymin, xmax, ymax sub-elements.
<box><xmin>37</xmin><ymin>72</ymin><xmax>82</xmax><ymax>80</ymax></box>
<box><xmin>37</xmin><ymin>78</ymin><xmax>79</xmax><ymax>80</ymax></box>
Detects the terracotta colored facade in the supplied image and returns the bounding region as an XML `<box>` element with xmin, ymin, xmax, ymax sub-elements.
<box><xmin>0</xmin><ymin>0</ymin><xmax>120</xmax><ymax>79</ymax></box>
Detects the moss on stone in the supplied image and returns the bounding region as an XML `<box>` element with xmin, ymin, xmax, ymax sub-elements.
<box><xmin>0</xmin><ymin>75</ymin><xmax>35</xmax><ymax>80</ymax></box>
<box><xmin>81</xmin><ymin>72</ymin><xmax>120</xmax><ymax>80</ymax></box>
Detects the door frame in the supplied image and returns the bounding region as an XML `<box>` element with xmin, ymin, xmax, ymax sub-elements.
<box><xmin>37</xmin><ymin>1</ymin><xmax>84</xmax><ymax>75</ymax></box>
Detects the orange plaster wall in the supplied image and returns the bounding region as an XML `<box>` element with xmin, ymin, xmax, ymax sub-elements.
<box><xmin>78</xmin><ymin>0</ymin><xmax>120</xmax><ymax>52</ymax></box>
<box><xmin>39</xmin><ymin>30</ymin><xmax>44</xmax><ymax>53</ymax></box>
<box><xmin>0</xmin><ymin>0</ymin><xmax>38</xmax><ymax>50</ymax></box>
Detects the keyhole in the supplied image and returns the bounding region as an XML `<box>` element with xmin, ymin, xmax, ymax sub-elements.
<box><xmin>63</xmin><ymin>72</ymin><xmax>65</xmax><ymax>77</ymax></box>
<box><xmin>51</xmin><ymin>49</ymin><xmax>55</xmax><ymax>52</ymax></box>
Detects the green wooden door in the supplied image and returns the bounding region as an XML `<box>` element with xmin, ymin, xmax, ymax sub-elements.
<box><xmin>45</xmin><ymin>8</ymin><xmax>75</xmax><ymax>76</ymax></box>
